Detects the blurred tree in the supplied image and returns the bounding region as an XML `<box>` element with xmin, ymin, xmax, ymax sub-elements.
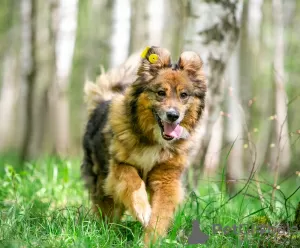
<box><xmin>20</xmin><ymin>0</ymin><xmax>78</xmax><ymax>160</ymax></box>
<box><xmin>88</xmin><ymin>0</ymin><xmax>114</xmax><ymax>72</ymax></box>
<box><xmin>52</xmin><ymin>0</ymin><xmax>78</xmax><ymax>155</ymax></box>
<box><xmin>129</xmin><ymin>0</ymin><xmax>171</xmax><ymax>55</ymax></box>
<box><xmin>128</xmin><ymin>0</ymin><xmax>148</xmax><ymax>54</ymax></box>
<box><xmin>162</xmin><ymin>0</ymin><xmax>187</xmax><ymax>59</ymax></box>
<box><xmin>44</xmin><ymin>0</ymin><xmax>58</xmax><ymax>154</ymax></box>
<box><xmin>224</xmin><ymin>39</ymin><xmax>244</xmax><ymax>190</ymax></box>
<box><xmin>0</xmin><ymin>0</ymin><xmax>19</xmax><ymax>151</ymax></box>
<box><xmin>147</xmin><ymin>0</ymin><xmax>164</xmax><ymax>47</ymax></box>
<box><xmin>0</xmin><ymin>44</ymin><xmax>19</xmax><ymax>151</ymax></box>
<box><xmin>284</xmin><ymin>0</ymin><xmax>300</xmax><ymax>166</ymax></box>
<box><xmin>110</xmin><ymin>0</ymin><xmax>130</xmax><ymax>67</ymax></box>
<box><xmin>245</xmin><ymin>0</ymin><xmax>272</xmax><ymax>171</ymax></box>
<box><xmin>20</xmin><ymin>0</ymin><xmax>61</xmax><ymax>159</ymax></box>
<box><xmin>69</xmin><ymin>0</ymin><xmax>114</xmax><ymax>154</ymax></box>
<box><xmin>184</xmin><ymin>0</ymin><xmax>243</xmax><ymax>188</ymax></box>
<box><xmin>20</xmin><ymin>0</ymin><xmax>37</xmax><ymax>160</ymax></box>
<box><xmin>271</xmin><ymin>0</ymin><xmax>291</xmax><ymax>173</ymax></box>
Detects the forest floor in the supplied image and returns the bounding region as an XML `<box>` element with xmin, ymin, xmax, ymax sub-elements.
<box><xmin>0</xmin><ymin>155</ymin><xmax>299</xmax><ymax>247</ymax></box>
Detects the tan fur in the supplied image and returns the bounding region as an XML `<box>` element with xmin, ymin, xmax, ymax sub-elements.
<box><xmin>82</xmin><ymin>46</ymin><xmax>206</xmax><ymax>246</ymax></box>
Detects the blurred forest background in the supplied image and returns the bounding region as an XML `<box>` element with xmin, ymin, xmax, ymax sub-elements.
<box><xmin>0</xmin><ymin>0</ymin><xmax>299</xmax><ymax>185</ymax></box>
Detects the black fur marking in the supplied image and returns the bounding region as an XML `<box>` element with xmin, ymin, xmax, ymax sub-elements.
<box><xmin>129</xmin><ymin>84</ymin><xmax>145</xmax><ymax>123</ymax></box>
<box><xmin>196</xmin><ymin>102</ymin><xmax>204</xmax><ymax>122</ymax></box>
<box><xmin>128</xmin><ymin>83</ymin><xmax>154</xmax><ymax>144</ymax></box>
<box><xmin>172</xmin><ymin>63</ymin><xmax>179</xmax><ymax>71</ymax></box>
<box><xmin>81</xmin><ymin>100</ymin><xmax>111</xmax><ymax>189</ymax></box>
<box><xmin>192</xmin><ymin>79</ymin><xmax>206</xmax><ymax>122</ymax></box>
<box><xmin>112</xmin><ymin>82</ymin><xmax>127</xmax><ymax>93</ymax></box>
<box><xmin>129</xmin><ymin>84</ymin><xmax>144</xmax><ymax>127</ymax></box>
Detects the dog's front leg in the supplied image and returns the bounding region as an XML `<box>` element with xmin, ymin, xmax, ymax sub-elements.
<box><xmin>104</xmin><ymin>163</ymin><xmax>151</xmax><ymax>226</ymax></box>
<box><xmin>144</xmin><ymin>164</ymin><xmax>184</xmax><ymax>245</ymax></box>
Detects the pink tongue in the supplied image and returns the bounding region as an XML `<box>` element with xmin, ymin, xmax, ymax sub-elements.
<box><xmin>163</xmin><ymin>122</ymin><xmax>183</xmax><ymax>138</ymax></box>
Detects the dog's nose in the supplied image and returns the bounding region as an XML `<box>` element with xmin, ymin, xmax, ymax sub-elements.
<box><xmin>166</xmin><ymin>110</ymin><xmax>180</xmax><ymax>122</ymax></box>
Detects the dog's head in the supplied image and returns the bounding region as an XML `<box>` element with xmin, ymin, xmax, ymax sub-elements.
<box><xmin>129</xmin><ymin>46</ymin><xmax>206</xmax><ymax>142</ymax></box>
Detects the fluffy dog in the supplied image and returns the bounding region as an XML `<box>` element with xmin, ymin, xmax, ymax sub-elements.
<box><xmin>81</xmin><ymin>46</ymin><xmax>206</xmax><ymax>244</ymax></box>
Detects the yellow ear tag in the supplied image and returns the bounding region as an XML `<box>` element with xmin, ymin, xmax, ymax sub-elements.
<box><xmin>149</xmin><ymin>54</ymin><xmax>158</xmax><ymax>63</ymax></box>
<box><xmin>141</xmin><ymin>46</ymin><xmax>150</xmax><ymax>58</ymax></box>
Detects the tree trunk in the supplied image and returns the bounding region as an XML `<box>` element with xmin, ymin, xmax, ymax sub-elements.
<box><xmin>225</xmin><ymin>39</ymin><xmax>244</xmax><ymax>192</ymax></box>
<box><xmin>49</xmin><ymin>0</ymin><xmax>78</xmax><ymax>156</ymax></box>
<box><xmin>128</xmin><ymin>0</ymin><xmax>166</xmax><ymax>54</ymax></box>
<box><xmin>248</xmin><ymin>0</ymin><xmax>264</xmax><ymax>50</ymax></box>
<box><xmin>110</xmin><ymin>0</ymin><xmax>130</xmax><ymax>67</ymax></box>
<box><xmin>272</xmin><ymin>0</ymin><xmax>291</xmax><ymax>172</ymax></box>
<box><xmin>203</xmin><ymin>114</ymin><xmax>224</xmax><ymax>176</ymax></box>
<box><xmin>88</xmin><ymin>0</ymin><xmax>115</xmax><ymax>72</ymax></box>
<box><xmin>146</xmin><ymin>0</ymin><xmax>164</xmax><ymax>47</ymax></box>
<box><xmin>20</xmin><ymin>0</ymin><xmax>37</xmax><ymax>161</ymax></box>
<box><xmin>162</xmin><ymin>0</ymin><xmax>187</xmax><ymax>59</ymax></box>
<box><xmin>0</xmin><ymin>49</ymin><xmax>18</xmax><ymax>151</ymax></box>
<box><xmin>68</xmin><ymin>0</ymin><xmax>115</xmax><ymax>155</ymax></box>
<box><xmin>184</xmin><ymin>0</ymin><xmax>243</xmax><ymax>188</ymax></box>
<box><xmin>41</xmin><ymin>0</ymin><xmax>58</xmax><ymax>155</ymax></box>
<box><xmin>0</xmin><ymin>1</ymin><xmax>20</xmax><ymax>152</ymax></box>
<box><xmin>128</xmin><ymin>0</ymin><xmax>148</xmax><ymax>54</ymax></box>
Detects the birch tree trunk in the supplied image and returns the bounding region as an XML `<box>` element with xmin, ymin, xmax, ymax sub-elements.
<box><xmin>245</xmin><ymin>0</ymin><xmax>270</xmax><ymax>170</ymax></box>
<box><xmin>225</xmin><ymin>39</ymin><xmax>244</xmax><ymax>191</ymax></box>
<box><xmin>184</xmin><ymin>0</ymin><xmax>243</xmax><ymax>187</ymax></box>
<box><xmin>110</xmin><ymin>0</ymin><xmax>130</xmax><ymax>67</ymax></box>
<box><xmin>203</xmin><ymin>114</ymin><xmax>224</xmax><ymax>176</ymax></box>
<box><xmin>128</xmin><ymin>0</ymin><xmax>148</xmax><ymax>54</ymax></box>
<box><xmin>272</xmin><ymin>0</ymin><xmax>291</xmax><ymax>172</ymax></box>
<box><xmin>162</xmin><ymin>0</ymin><xmax>187</xmax><ymax>59</ymax></box>
<box><xmin>128</xmin><ymin>0</ymin><xmax>165</xmax><ymax>55</ymax></box>
<box><xmin>0</xmin><ymin>2</ymin><xmax>20</xmax><ymax>151</ymax></box>
<box><xmin>147</xmin><ymin>0</ymin><xmax>164</xmax><ymax>47</ymax></box>
<box><xmin>248</xmin><ymin>0</ymin><xmax>264</xmax><ymax>53</ymax></box>
<box><xmin>0</xmin><ymin>49</ymin><xmax>19</xmax><ymax>151</ymax></box>
<box><xmin>51</xmin><ymin>0</ymin><xmax>78</xmax><ymax>156</ymax></box>
<box><xmin>242</xmin><ymin>0</ymin><xmax>264</xmax><ymax>117</ymax></box>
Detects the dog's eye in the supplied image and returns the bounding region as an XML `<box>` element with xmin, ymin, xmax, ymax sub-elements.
<box><xmin>157</xmin><ymin>91</ymin><xmax>166</xmax><ymax>97</ymax></box>
<box><xmin>180</xmin><ymin>92</ymin><xmax>188</xmax><ymax>99</ymax></box>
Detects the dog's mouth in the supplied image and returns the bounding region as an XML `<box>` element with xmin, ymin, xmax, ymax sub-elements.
<box><xmin>154</xmin><ymin>111</ymin><xmax>183</xmax><ymax>141</ymax></box>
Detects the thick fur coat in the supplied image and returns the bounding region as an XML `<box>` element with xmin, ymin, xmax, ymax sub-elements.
<box><xmin>81</xmin><ymin>46</ymin><xmax>206</xmax><ymax>245</ymax></box>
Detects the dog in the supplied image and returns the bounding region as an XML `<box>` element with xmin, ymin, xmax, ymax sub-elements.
<box><xmin>81</xmin><ymin>46</ymin><xmax>206</xmax><ymax>245</ymax></box>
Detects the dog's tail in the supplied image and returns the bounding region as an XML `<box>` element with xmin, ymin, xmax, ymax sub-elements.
<box><xmin>84</xmin><ymin>53</ymin><xmax>141</xmax><ymax>116</ymax></box>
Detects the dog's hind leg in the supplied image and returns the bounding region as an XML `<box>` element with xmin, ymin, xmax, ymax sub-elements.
<box><xmin>104</xmin><ymin>163</ymin><xmax>151</xmax><ymax>227</ymax></box>
<box><xmin>91</xmin><ymin>174</ymin><xmax>125</xmax><ymax>223</ymax></box>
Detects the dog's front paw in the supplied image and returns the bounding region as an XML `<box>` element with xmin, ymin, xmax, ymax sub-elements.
<box><xmin>144</xmin><ymin>227</ymin><xmax>157</xmax><ymax>248</ymax></box>
<box><xmin>133</xmin><ymin>199</ymin><xmax>151</xmax><ymax>226</ymax></box>
<box><xmin>130</xmin><ymin>184</ymin><xmax>151</xmax><ymax>226</ymax></box>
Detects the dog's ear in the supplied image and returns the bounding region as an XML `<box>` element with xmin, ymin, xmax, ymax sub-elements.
<box><xmin>137</xmin><ymin>46</ymin><xmax>171</xmax><ymax>81</ymax></box>
<box><xmin>178</xmin><ymin>51</ymin><xmax>204</xmax><ymax>80</ymax></box>
<box><xmin>178</xmin><ymin>51</ymin><xmax>206</xmax><ymax>98</ymax></box>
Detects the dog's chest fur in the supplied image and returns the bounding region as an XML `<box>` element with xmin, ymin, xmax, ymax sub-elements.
<box><xmin>126</xmin><ymin>145</ymin><xmax>173</xmax><ymax>180</ymax></box>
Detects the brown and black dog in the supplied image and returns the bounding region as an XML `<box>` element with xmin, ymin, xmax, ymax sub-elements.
<box><xmin>81</xmin><ymin>46</ymin><xmax>206</xmax><ymax>245</ymax></box>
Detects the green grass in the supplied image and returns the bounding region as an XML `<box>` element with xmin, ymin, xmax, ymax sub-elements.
<box><xmin>0</xmin><ymin>157</ymin><xmax>299</xmax><ymax>247</ymax></box>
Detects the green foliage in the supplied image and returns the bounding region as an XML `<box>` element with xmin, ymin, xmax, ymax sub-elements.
<box><xmin>0</xmin><ymin>158</ymin><xmax>299</xmax><ymax>247</ymax></box>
